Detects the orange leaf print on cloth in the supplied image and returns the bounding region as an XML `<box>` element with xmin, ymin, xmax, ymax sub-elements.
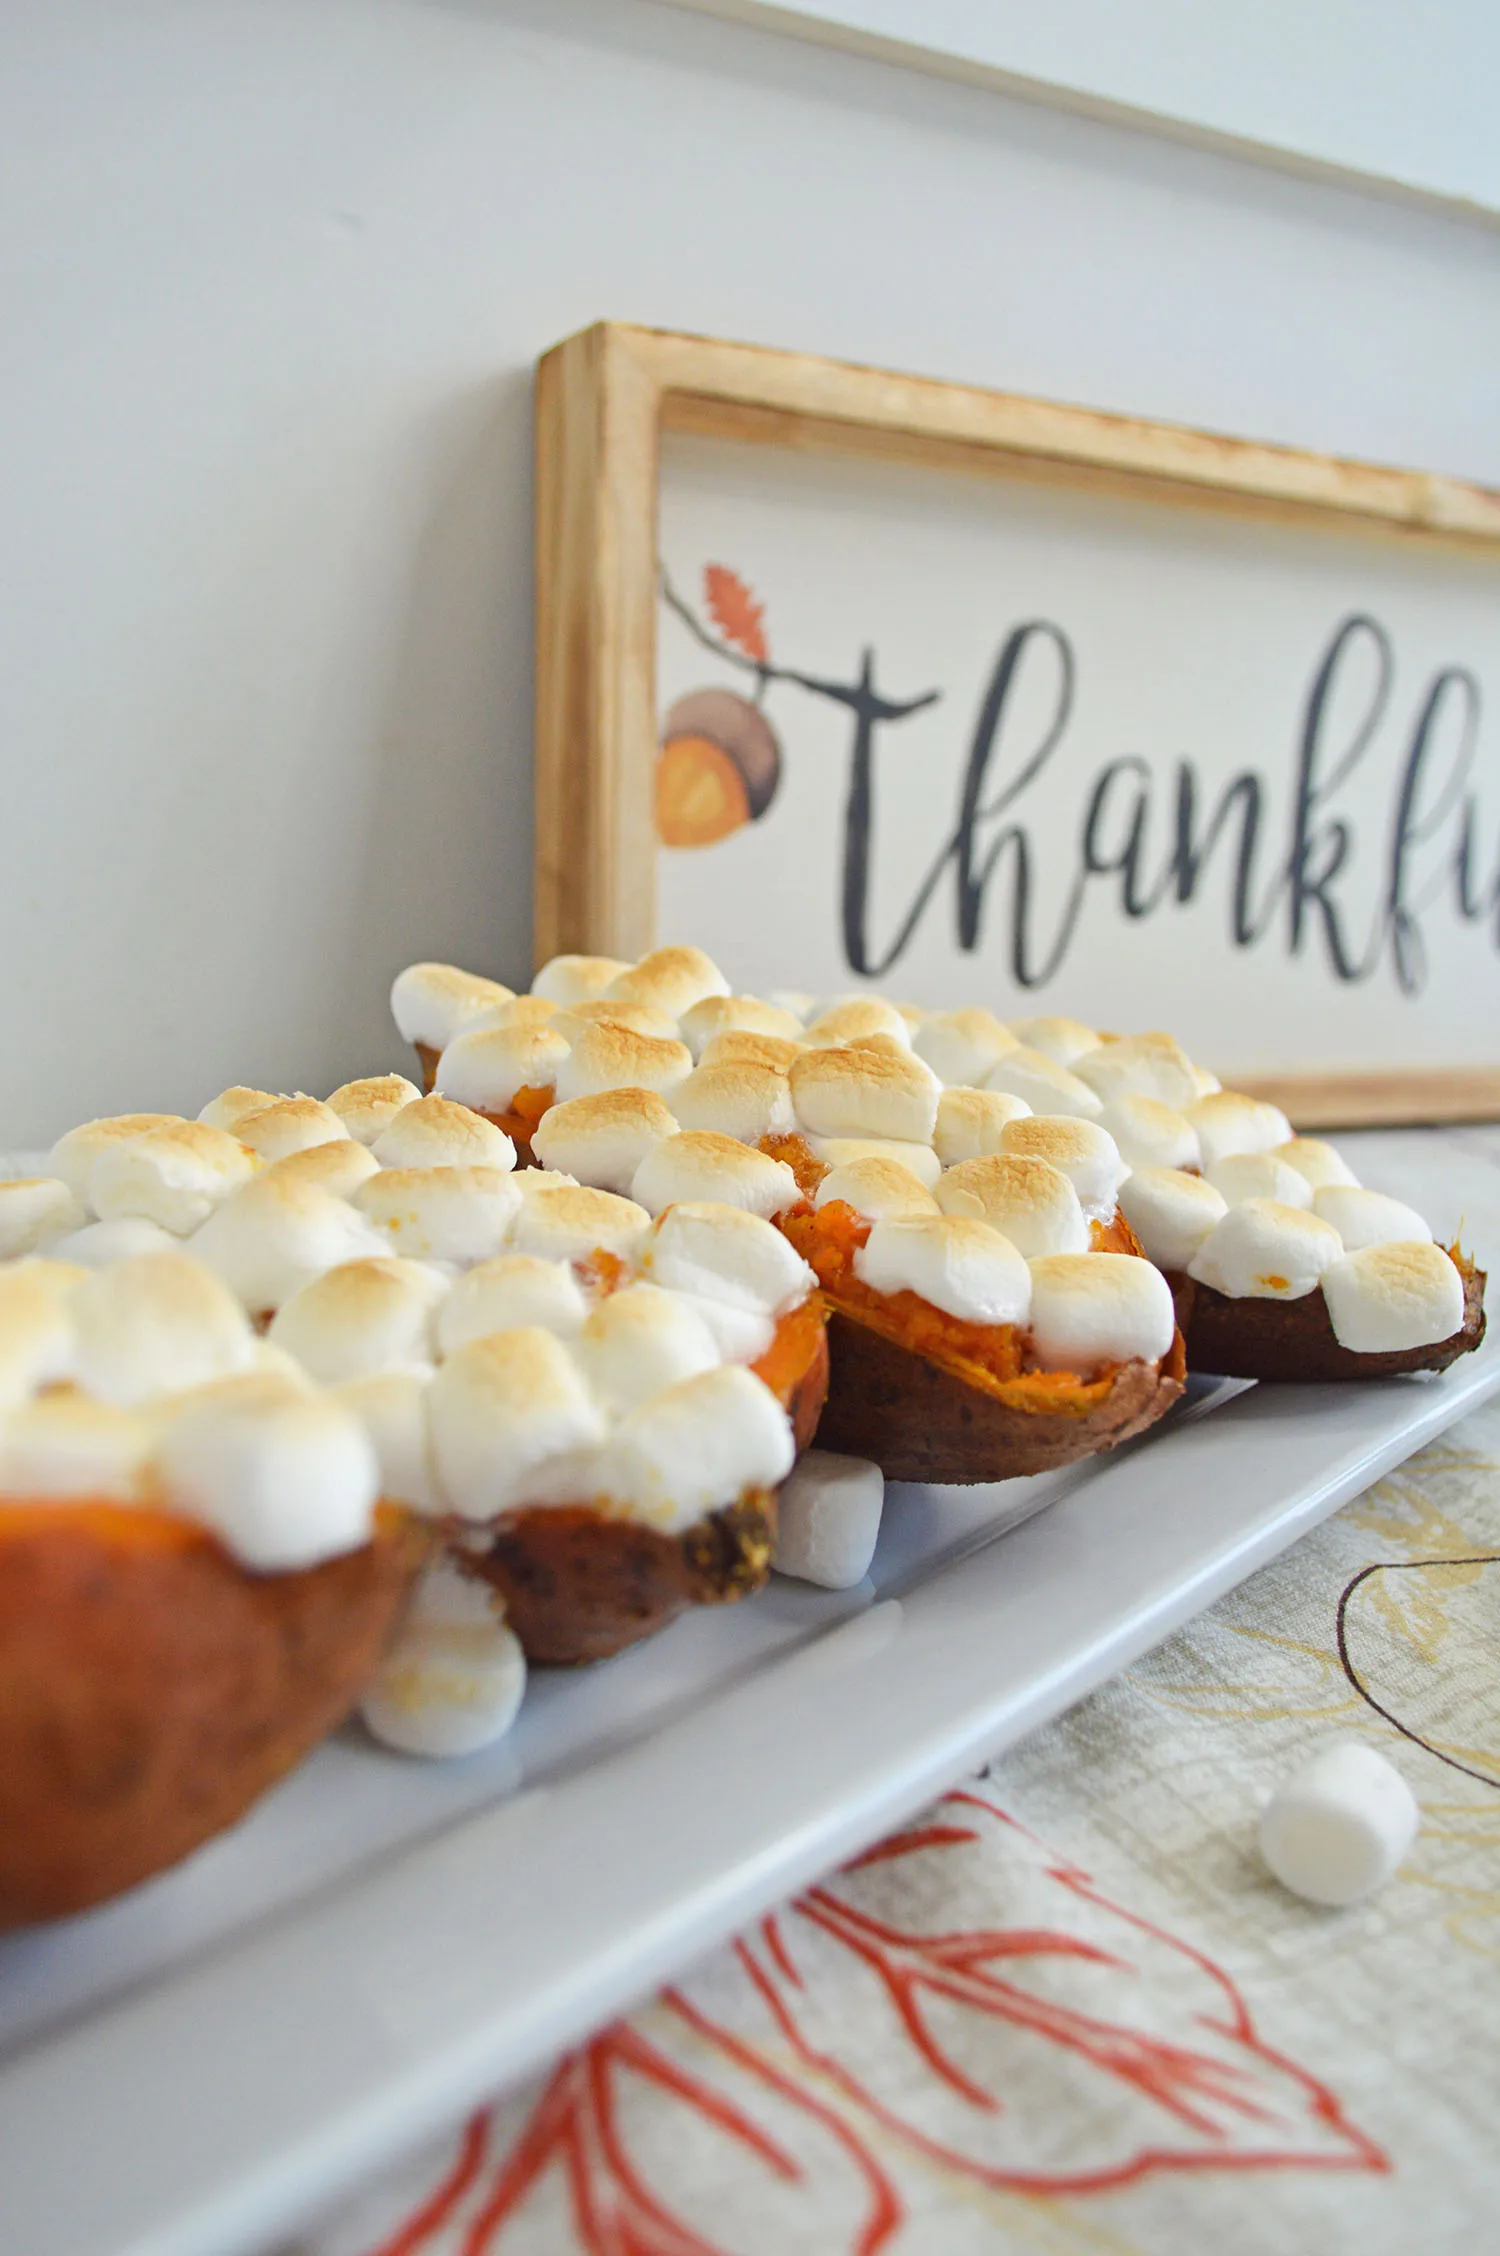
<box><xmin>702</xmin><ymin>565</ymin><xmax>768</xmax><ymax>665</ymax></box>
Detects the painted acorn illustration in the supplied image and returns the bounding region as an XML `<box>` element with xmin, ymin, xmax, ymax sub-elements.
<box><xmin>657</xmin><ymin>565</ymin><xmax>783</xmax><ymax>848</ymax></box>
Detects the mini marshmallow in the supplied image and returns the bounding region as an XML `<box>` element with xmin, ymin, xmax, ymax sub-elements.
<box><xmin>1192</xmin><ymin>1065</ymin><xmax>1223</xmax><ymax>1097</ymax></box>
<box><xmin>1259</xmin><ymin>1737</ymin><xmax>1419</xmax><ymax>1906</ymax></box>
<box><xmin>668</xmin><ymin>1294</ymin><xmax>775</xmax><ymax>1365</ymax></box>
<box><xmin>765</xmin><ymin>989</ymin><xmax>818</xmax><ymax>1023</ymax></box>
<box><xmin>1186</xmin><ymin>1092</ymin><xmax>1293</xmax><ymax>1170</ymax></box>
<box><xmin>773</xmin><ymin>1450</ymin><xmax>884</xmax><ymax>1589</ymax></box>
<box><xmin>198</xmin><ymin>1088</ymin><xmax>282</xmax><ymax>1135</ymax></box>
<box><xmin>1206</xmin><ymin>1153</ymin><xmax>1315</xmax><ymax>1211</ymax></box>
<box><xmin>50</xmin><ymin>1115</ymin><xmax>181</xmax><ymax>1199</ymax></box>
<box><xmin>532</xmin><ymin>1088</ymin><xmax>677</xmax><ymax>1195</ymax></box>
<box><xmin>325</xmin><ymin>1074</ymin><xmax>423</xmax><ymax>1145</ymax></box>
<box><xmin>43</xmin><ymin>1217</ymin><xmax>180</xmax><ymax>1268</ymax></box>
<box><xmin>671</xmin><ymin>1058</ymin><xmax>796</xmax><ymax>1144</ymax></box>
<box><xmin>1027</xmin><ymin>1252</ymin><xmax>1176</xmax><ymax>1373</ymax></box>
<box><xmin>632</xmin><ymin>1132</ymin><xmax>801</xmax><ymax>1220</ymax></box>
<box><xmin>329</xmin><ymin>1368</ymin><xmax>439</xmax><ymax>1512</ymax></box>
<box><xmin>1322</xmin><ymin>1240</ymin><xmax>1465</xmax><ymax>1353</ymax></box>
<box><xmin>354</xmin><ymin>1167</ymin><xmax>521</xmax><ymax>1268</ymax></box>
<box><xmin>1074</xmin><ymin>1031</ymin><xmax>1200</xmax><ymax>1113</ymax></box>
<box><xmin>71</xmin><ymin>1251</ymin><xmax>256</xmax><ymax>1406</ymax></box>
<box><xmin>1187</xmin><ymin>1199</ymin><xmax>1343</xmax><ymax>1300</ymax></box>
<box><xmin>434</xmin><ymin>1023</ymin><xmax>571</xmax><ymax>1116</ymax></box>
<box><xmin>549</xmin><ymin>999</ymin><xmax>680</xmax><ymax>1044</ymax></box>
<box><xmin>437</xmin><ymin>1254</ymin><xmax>590</xmax><ymax>1353</ymax></box>
<box><xmin>269</xmin><ymin>1258</ymin><xmax>448</xmax><ymax>1384</ymax></box>
<box><xmin>700</xmin><ymin>1031</ymin><xmax>803</xmax><ymax>1075</ymax></box>
<box><xmin>1275</xmin><ymin>1137</ymin><xmax>1360</xmax><ymax>1193</ymax></box>
<box><xmin>911</xmin><ymin>1008</ymin><xmax>1018</xmax><ymax>1088</ymax></box>
<box><xmin>1313</xmin><ymin>1186</ymin><xmax>1433</xmax><ymax>1253</ymax></box>
<box><xmin>600</xmin><ymin>1364</ymin><xmax>794</xmax><ymax>1532</ymax></box>
<box><xmin>373</xmin><ymin>1095</ymin><xmax>518</xmax><ymax>1173</ymax></box>
<box><xmin>936</xmin><ymin>1154</ymin><xmax>1090</xmax><ymax>1258</ymax></box>
<box><xmin>232</xmin><ymin>1098</ymin><xmax>352</xmax><ymax>1164</ymax></box>
<box><xmin>803</xmin><ymin>997</ymin><xmax>912</xmax><ymax>1051</ymax></box>
<box><xmin>153</xmin><ymin>1388</ymin><xmax>380</xmax><ymax>1569</ymax></box>
<box><xmin>645</xmin><ymin>1202</ymin><xmax>815</xmax><ymax>1317</ymax></box>
<box><xmin>858</xmin><ymin>1212</ymin><xmax>1031</xmax><ymax>1327</ymax></box>
<box><xmin>932</xmin><ymin>1087</ymin><xmax>1031</xmax><ymax>1170</ymax></box>
<box><xmin>531</xmin><ymin>952</ymin><xmax>632</xmax><ymax>1006</ymax></box>
<box><xmin>191</xmin><ymin>1174</ymin><xmax>387</xmax><ymax>1312</ymax></box>
<box><xmin>0</xmin><ymin>1260</ymin><xmax>83</xmax><ymax>1407</ymax></box>
<box><xmin>261</xmin><ymin>1140</ymin><xmax>381</xmax><ymax>1198</ymax></box>
<box><xmin>89</xmin><ymin>1120</ymin><xmax>259</xmax><ymax>1235</ymax></box>
<box><xmin>0</xmin><ymin>1394</ymin><xmax>152</xmax><ymax>1502</ymax></box>
<box><xmin>999</xmin><ymin>1117</ymin><xmax>1125</xmax><ymax>1227</ymax></box>
<box><xmin>678</xmin><ymin>994</ymin><xmax>805</xmax><ymax>1058</ymax></box>
<box><xmin>507</xmin><ymin>1180</ymin><xmax>653</xmax><ymax>1267</ymax></box>
<box><xmin>789</xmin><ymin>1045</ymin><xmax>939</xmax><ymax>1144</ymax></box>
<box><xmin>1098</xmin><ymin>1095</ymin><xmax>1200</xmax><ymax>1175</ymax></box>
<box><xmin>552</xmin><ymin>1021</ymin><xmax>693</xmax><ymax>1106</ymax></box>
<box><xmin>360</xmin><ymin>1608</ymin><xmax>527</xmax><ymax>1759</ymax></box>
<box><xmin>0</xmin><ymin>1178</ymin><xmax>85</xmax><ymax>1260</ymax></box>
<box><xmin>1006</xmin><ymin>1016</ymin><xmax>1101</xmax><ymax>1066</ymax></box>
<box><xmin>983</xmin><ymin>1047</ymin><xmax>1102</xmax><ymax>1121</ymax></box>
<box><xmin>426</xmin><ymin>1326</ymin><xmax>606</xmax><ymax>1521</ymax></box>
<box><xmin>806</xmin><ymin>1137</ymin><xmax>943</xmax><ymax>1190</ymax></box>
<box><xmin>1117</xmin><ymin>1168</ymin><xmax>1227</xmax><ymax>1271</ymax></box>
<box><xmin>573</xmin><ymin>1282</ymin><xmax>722</xmax><ymax>1413</ymax></box>
<box><xmin>815</xmin><ymin>1155</ymin><xmax>938</xmax><ymax>1222</ymax></box>
<box><xmin>466</xmin><ymin>995</ymin><xmax>561</xmax><ymax>1034</ymax></box>
<box><xmin>605</xmin><ymin>944</ymin><xmax>729</xmax><ymax>1018</ymax></box>
<box><xmin>391</xmin><ymin>963</ymin><xmax>514</xmax><ymax>1050</ymax></box>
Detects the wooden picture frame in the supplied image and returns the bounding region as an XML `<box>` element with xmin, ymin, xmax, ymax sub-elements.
<box><xmin>533</xmin><ymin>321</ymin><xmax>1500</xmax><ymax>1126</ymax></box>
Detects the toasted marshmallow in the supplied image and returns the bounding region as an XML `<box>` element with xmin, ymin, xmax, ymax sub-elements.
<box><xmin>354</xmin><ymin>1167</ymin><xmax>520</xmax><ymax>1268</ymax></box>
<box><xmin>0</xmin><ymin>1393</ymin><xmax>152</xmax><ymax>1502</ymax></box>
<box><xmin>233</xmin><ymin>1098</ymin><xmax>352</xmax><ymax>1164</ymax></box>
<box><xmin>466</xmin><ymin>995</ymin><xmax>561</xmax><ymax>1035</ymax></box>
<box><xmin>391</xmin><ymin>963</ymin><xmax>514</xmax><ymax>1050</ymax></box>
<box><xmin>0</xmin><ymin>1178</ymin><xmax>86</xmax><ymax>1260</ymax></box>
<box><xmin>433</xmin><ymin>1023</ymin><xmax>571</xmax><ymax>1117</ymax></box>
<box><xmin>436</xmin><ymin>1253</ymin><xmax>590</xmax><ymax>1353</ymax></box>
<box><xmin>426</xmin><ymin>1327</ymin><xmax>606</xmax><ymax>1520</ymax></box>
<box><xmin>936</xmin><ymin>1154</ymin><xmax>1090</xmax><ymax>1258</ymax></box>
<box><xmin>1192</xmin><ymin>1065</ymin><xmax>1223</xmax><ymax>1097</ymax></box>
<box><xmin>802</xmin><ymin>997</ymin><xmax>912</xmax><ymax>1051</ymax></box>
<box><xmin>790</xmin><ymin>1045</ymin><xmax>939</xmax><ymax>1144</ymax></box>
<box><xmin>1187</xmin><ymin>1199</ymin><xmax>1343</xmax><ymax>1299</ymax></box>
<box><xmin>983</xmin><ymin>1048</ymin><xmax>1102</xmax><ymax>1121</ymax></box>
<box><xmin>1074</xmin><ymin>1032</ymin><xmax>1200</xmax><ymax>1113</ymax></box>
<box><xmin>605</xmin><ymin>944</ymin><xmax>729</xmax><ymax>1019</ymax></box>
<box><xmin>531</xmin><ymin>953</ymin><xmax>632</xmax><ymax>1006</ymax></box>
<box><xmin>1322</xmin><ymin>1241</ymin><xmax>1464</xmax><ymax>1353</ymax></box>
<box><xmin>646</xmin><ymin>1202</ymin><xmax>814</xmax><ymax>1317</ymax></box>
<box><xmin>0</xmin><ymin>1260</ymin><xmax>82</xmax><ymax>1407</ymax></box>
<box><xmin>1117</xmin><ymin>1168</ymin><xmax>1227</xmax><ymax>1271</ymax></box>
<box><xmin>599</xmin><ymin>1364</ymin><xmax>794</xmax><ymax>1533</ymax></box>
<box><xmin>261</xmin><ymin>1139</ymin><xmax>381</xmax><ymax>1198</ymax></box>
<box><xmin>89</xmin><ymin>1121</ymin><xmax>258</xmax><ymax>1236</ymax></box>
<box><xmin>806</xmin><ymin>1136</ymin><xmax>943</xmax><ymax>1190</ymax></box>
<box><xmin>700</xmin><ymin>1031</ymin><xmax>804</xmax><ymax>1075</ymax></box>
<box><xmin>325</xmin><ymin>1074</ymin><xmax>423</xmax><ymax>1145</ymax></box>
<box><xmin>858</xmin><ymin>1212</ymin><xmax>1030</xmax><ymax>1326</ymax></box>
<box><xmin>932</xmin><ymin>1087</ymin><xmax>1031</xmax><ymax>1169</ymax></box>
<box><xmin>1027</xmin><ymin>1253</ymin><xmax>1176</xmax><ymax>1374</ymax></box>
<box><xmin>71</xmin><ymin>1251</ymin><xmax>255</xmax><ymax>1407</ymax></box>
<box><xmin>372</xmin><ymin>1095</ymin><xmax>517</xmax><ymax>1173</ymax></box>
<box><xmin>999</xmin><ymin>1117</ymin><xmax>1124</xmax><ymax>1226</ymax></box>
<box><xmin>549</xmin><ymin>999</ymin><xmax>680</xmax><ymax>1044</ymax></box>
<box><xmin>765</xmin><ymin>990</ymin><xmax>818</xmax><ymax>1023</ymax></box>
<box><xmin>154</xmin><ymin>1388</ymin><xmax>379</xmax><ymax>1568</ymax></box>
<box><xmin>191</xmin><ymin>1173</ymin><xmax>386</xmax><ymax>1312</ymax></box>
<box><xmin>671</xmin><ymin>1059</ymin><xmax>796</xmax><ymax>1144</ymax></box>
<box><xmin>666</xmin><ymin>1293</ymin><xmax>775</xmax><ymax>1364</ymax></box>
<box><xmin>815</xmin><ymin>1155</ymin><xmax>938</xmax><ymax>1222</ymax></box>
<box><xmin>553</xmin><ymin>1022</ymin><xmax>692</xmax><ymax>1106</ymax></box>
<box><xmin>1313</xmin><ymin>1186</ymin><xmax>1433</xmax><ymax>1253</ymax></box>
<box><xmin>197</xmin><ymin>1088</ymin><xmax>281</xmax><ymax>1135</ymax></box>
<box><xmin>911</xmin><ymin>1008</ymin><xmax>1018</xmax><ymax>1088</ymax></box>
<box><xmin>1007</xmin><ymin>1017</ymin><xmax>1101</xmax><ymax>1067</ymax></box>
<box><xmin>632</xmin><ymin>1132</ymin><xmax>800</xmax><ymax>1220</ymax></box>
<box><xmin>1206</xmin><ymin>1152</ymin><xmax>1314</xmax><ymax>1211</ymax></box>
<box><xmin>43</xmin><ymin>1217</ymin><xmax>180</xmax><ymax>1268</ymax></box>
<box><xmin>532</xmin><ymin>1089</ymin><xmax>676</xmax><ymax>1195</ymax></box>
<box><xmin>573</xmin><ymin>1282</ymin><xmax>722</xmax><ymax>1413</ymax></box>
<box><xmin>329</xmin><ymin>1369</ymin><xmax>438</xmax><ymax>1512</ymax></box>
<box><xmin>359</xmin><ymin>1605</ymin><xmax>526</xmax><ymax>1759</ymax></box>
<box><xmin>507</xmin><ymin>1180</ymin><xmax>653</xmax><ymax>1267</ymax></box>
<box><xmin>678</xmin><ymin>995</ymin><xmax>806</xmax><ymax>1059</ymax></box>
<box><xmin>1098</xmin><ymin>1095</ymin><xmax>1200</xmax><ymax>1175</ymax></box>
<box><xmin>49</xmin><ymin>1115</ymin><xmax>181</xmax><ymax>1199</ymax></box>
<box><xmin>269</xmin><ymin>1258</ymin><xmax>447</xmax><ymax>1384</ymax></box>
<box><xmin>1186</xmin><ymin>1093</ymin><xmax>1293</xmax><ymax>1170</ymax></box>
<box><xmin>1275</xmin><ymin>1136</ymin><xmax>1359</xmax><ymax>1193</ymax></box>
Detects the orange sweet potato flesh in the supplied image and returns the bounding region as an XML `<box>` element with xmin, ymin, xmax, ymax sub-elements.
<box><xmin>1169</xmin><ymin>1249</ymin><xmax>1486</xmax><ymax>1382</ymax></box>
<box><xmin>0</xmin><ymin>1502</ymin><xmax>425</xmax><ymax>1928</ymax></box>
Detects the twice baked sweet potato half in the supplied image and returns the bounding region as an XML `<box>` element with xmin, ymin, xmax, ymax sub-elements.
<box><xmin>1170</xmin><ymin>1247</ymin><xmax>1486</xmax><ymax>1383</ymax></box>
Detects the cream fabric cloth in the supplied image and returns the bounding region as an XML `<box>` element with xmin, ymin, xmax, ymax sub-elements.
<box><xmin>299</xmin><ymin>1388</ymin><xmax>1500</xmax><ymax>2256</ymax></box>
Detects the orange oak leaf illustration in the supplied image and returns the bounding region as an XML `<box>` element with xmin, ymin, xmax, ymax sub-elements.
<box><xmin>703</xmin><ymin>565</ymin><xmax>768</xmax><ymax>665</ymax></box>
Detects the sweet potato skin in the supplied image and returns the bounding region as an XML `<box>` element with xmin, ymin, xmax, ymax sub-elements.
<box><xmin>1170</xmin><ymin>1252</ymin><xmax>1486</xmax><ymax>1382</ymax></box>
<box><xmin>814</xmin><ymin>1313</ymin><xmax>1187</xmax><ymax>1483</ymax></box>
<box><xmin>0</xmin><ymin>1505</ymin><xmax>424</xmax><ymax>1928</ymax></box>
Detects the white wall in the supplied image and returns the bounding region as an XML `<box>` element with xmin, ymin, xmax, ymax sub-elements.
<box><xmin>3</xmin><ymin>0</ymin><xmax>1497</xmax><ymax>1142</ymax></box>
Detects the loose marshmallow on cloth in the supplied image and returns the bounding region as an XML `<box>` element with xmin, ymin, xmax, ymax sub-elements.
<box><xmin>773</xmin><ymin>1450</ymin><xmax>885</xmax><ymax>1589</ymax></box>
<box><xmin>1258</xmin><ymin>1737</ymin><xmax>1419</xmax><ymax>1906</ymax></box>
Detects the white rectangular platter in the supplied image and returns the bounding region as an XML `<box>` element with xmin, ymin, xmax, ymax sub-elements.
<box><xmin>2</xmin><ymin>1126</ymin><xmax>1497</xmax><ymax>2256</ymax></box>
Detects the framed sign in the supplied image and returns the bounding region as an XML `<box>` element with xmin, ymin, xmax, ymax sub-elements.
<box><xmin>534</xmin><ymin>323</ymin><xmax>1500</xmax><ymax>1125</ymax></box>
